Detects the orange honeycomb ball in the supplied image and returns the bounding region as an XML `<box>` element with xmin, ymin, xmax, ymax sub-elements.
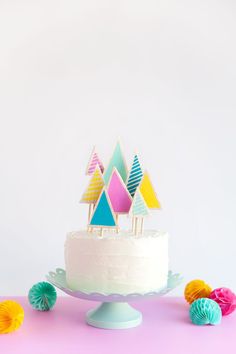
<box><xmin>184</xmin><ymin>280</ymin><xmax>212</xmax><ymax>304</ymax></box>
<box><xmin>0</xmin><ymin>300</ymin><xmax>24</xmax><ymax>334</ymax></box>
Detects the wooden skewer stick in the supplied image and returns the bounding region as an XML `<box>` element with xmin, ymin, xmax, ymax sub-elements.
<box><xmin>140</xmin><ymin>217</ymin><xmax>144</xmax><ymax>234</ymax></box>
<box><xmin>88</xmin><ymin>204</ymin><xmax>92</xmax><ymax>223</ymax></box>
<box><xmin>92</xmin><ymin>203</ymin><xmax>95</xmax><ymax>217</ymax></box>
<box><xmin>88</xmin><ymin>203</ymin><xmax>95</xmax><ymax>223</ymax></box>
<box><xmin>134</xmin><ymin>217</ymin><xmax>139</xmax><ymax>236</ymax></box>
<box><xmin>132</xmin><ymin>217</ymin><xmax>134</xmax><ymax>232</ymax></box>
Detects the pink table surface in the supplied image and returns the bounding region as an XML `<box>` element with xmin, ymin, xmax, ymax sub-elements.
<box><xmin>1</xmin><ymin>296</ymin><xmax>236</xmax><ymax>354</ymax></box>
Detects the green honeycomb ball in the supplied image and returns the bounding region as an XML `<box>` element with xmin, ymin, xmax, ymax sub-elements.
<box><xmin>189</xmin><ymin>298</ymin><xmax>222</xmax><ymax>326</ymax></box>
<box><xmin>28</xmin><ymin>282</ymin><xmax>57</xmax><ymax>311</ymax></box>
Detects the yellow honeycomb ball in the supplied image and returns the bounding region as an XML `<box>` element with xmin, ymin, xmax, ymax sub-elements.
<box><xmin>0</xmin><ymin>300</ymin><xmax>24</xmax><ymax>334</ymax></box>
<box><xmin>184</xmin><ymin>280</ymin><xmax>212</xmax><ymax>304</ymax></box>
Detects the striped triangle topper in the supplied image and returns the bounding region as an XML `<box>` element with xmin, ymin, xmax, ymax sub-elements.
<box><xmin>126</xmin><ymin>154</ymin><xmax>143</xmax><ymax>197</ymax></box>
<box><xmin>129</xmin><ymin>187</ymin><xmax>149</xmax><ymax>217</ymax></box>
<box><xmin>80</xmin><ymin>165</ymin><xmax>104</xmax><ymax>204</ymax></box>
<box><xmin>86</xmin><ymin>147</ymin><xmax>104</xmax><ymax>175</ymax></box>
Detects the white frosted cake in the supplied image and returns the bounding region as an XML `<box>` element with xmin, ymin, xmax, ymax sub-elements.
<box><xmin>65</xmin><ymin>230</ymin><xmax>168</xmax><ymax>294</ymax></box>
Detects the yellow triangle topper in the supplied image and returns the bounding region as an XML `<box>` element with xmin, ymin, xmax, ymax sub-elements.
<box><xmin>80</xmin><ymin>165</ymin><xmax>104</xmax><ymax>204</ymax></box>
<box><xmin>139</xmin><ymin>171</ymin><xmax>161</xmax><ymax>209</ymax></box>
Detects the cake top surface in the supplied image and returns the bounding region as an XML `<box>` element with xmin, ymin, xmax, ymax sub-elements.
<box><xmin>67</xmin><ymin>230</ymin><xmax>168</xmax><ymax>241</ymax></box>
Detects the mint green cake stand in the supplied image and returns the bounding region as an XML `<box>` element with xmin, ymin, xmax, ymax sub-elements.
<box><xmin>46</xmin><ymin>269</ymin><xmax>182</xmax><ymax>330</ymax></box>
<box><xmin>86</xmin><ymin>302</ymin><xmax>142</xmax><ymax>329</ymax></box>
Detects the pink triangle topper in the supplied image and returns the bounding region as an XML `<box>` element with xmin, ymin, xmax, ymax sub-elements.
<box><xmin>107</xmin><ymin>168</ymin><xmax>132</xmax><ymax>214</ymax></box>
<box><xmin>86</xmin><ymin>147</ymin><xmax>104</xmax><ymax>175</ymax></box>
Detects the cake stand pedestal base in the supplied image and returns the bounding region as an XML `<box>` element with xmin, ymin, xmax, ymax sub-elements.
<box><xmin>86</xmin><ymin>302</ymin><xmax>142</xmax><ymax>329</ymax></box>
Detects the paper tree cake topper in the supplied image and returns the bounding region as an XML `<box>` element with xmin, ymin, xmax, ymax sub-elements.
<box><xmin>107</xmin><ymin>168</ymin><xmax>132</xmax><ymax>215</ymax></box>
<box><xmin>126</xmin><ymin>154</ymin><xmax>143</xmax><ymax>197</ymax></box>
<box><xmin>103</xmin><ymin>141</ymin><xmax>128</xmax><ymax>185</ymax></box>
<box><xmin>88</xmin><ymin>188</ymin><xmax>118</xmax><ymax>236</ymax></box>
<box><xmin>139</xmin><ymin>171</ymin><xmax>161</xmax><ymax>209</ymax></box>
<box><xmin>80</xmin><ymin>165</ymin><xmax>104</xmax><ymax>221</ymax></box>
<box><xmin>86</xmin><ymin>147</ymin><xmax>104</xmax><ymax>175</ymax></box>
<box><xmin>82</xmin><ymin>142</ymin><xmax>162</xmax><ymax>236</ymax></box>
<box><xmin>130</xmin><ymin>188</ymin><xmax>149</xmax><ymax>217</ymax></box>
<box><xmin>130</xmin><ymin>188</ymin><xmax>149</xmax><ymax>235</ymax></box>
<box><xmin>80</xmin><ymin>166</ymin><xmax>104</xmax><ymax>204</ymax></box>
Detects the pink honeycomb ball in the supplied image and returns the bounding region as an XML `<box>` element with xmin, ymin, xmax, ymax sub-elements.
<box><xmin>209</xmin><ymin>287</ymin><xmax>236</xmax><ymax>316</ymax></box>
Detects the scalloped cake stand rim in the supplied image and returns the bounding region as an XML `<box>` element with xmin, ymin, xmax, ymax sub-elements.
<box><xmin>46</xmin><ymin>268</ymin><xmax>182</xmax><ymax>329</ymax></box>
<box><xmin>46</xmin><ymin>268</ymin><xmax>182</xmax><ymax>302</ymax></box>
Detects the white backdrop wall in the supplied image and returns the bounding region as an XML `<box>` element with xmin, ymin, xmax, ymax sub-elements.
<box><xmin>0</xmin><ymin>0</ymin><xmax>236</xmax><ymax>295</ymax></box>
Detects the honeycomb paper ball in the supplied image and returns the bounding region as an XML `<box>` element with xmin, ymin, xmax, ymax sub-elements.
<box><xmin>209</xmin><ymin>287</ymin><xmax>236</xmax><ymax>316</ymax></box>
<box><xmin>0</xmin><ymin>300</ymin><xmax>24</xmax><ymax>334</ymax></box>
<box><xmin>189</xmin><ymin>298</ymin><xmax>222</xmax><ymax>326</ymax></box>
<box><xmin>28</xmin><ymin>282</ymin><xmax>57</xmax><ymax>311</ymax></box>
<box><xmin>184</xmin><ymin>279</ymin><xmax>212</xmax><ymax>304</ymax></box>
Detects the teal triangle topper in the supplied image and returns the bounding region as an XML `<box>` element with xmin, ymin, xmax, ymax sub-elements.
<box><xmin>103</xmin><ymin>141</ymin><xmax>128</xmax><ymax>185</ymax></box>
<box><xmin>130</xmin><ymin>188</ymin><xmax>149</xmax><ymax>217</ymax></box>
<box><xmin>126</xmin><ymin>154</ymin><xmax>143</xmax><ymax>197</ymax></box>
<box><xmin>90</xmin><ymin>189</ymin><xmax>117</xmax><ymax>227</ymax></box>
